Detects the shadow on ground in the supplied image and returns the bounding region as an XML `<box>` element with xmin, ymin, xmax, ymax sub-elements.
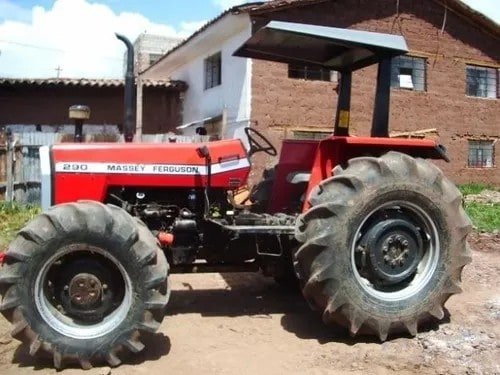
<box><xmin>10</xmin><ymin>332</ymin><xmax>171</xmax><ymax>370</ymax></box>
<box><xmin>168</xmin><ymin>272</ymin><xmax>447</xmax><ymax>345</ymax></box>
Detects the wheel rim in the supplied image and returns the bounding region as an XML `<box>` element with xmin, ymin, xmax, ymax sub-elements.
<box><xmin>351</xmin><ymin>200</ymin><xmax>440</xmax><ymax>301</ymax></box>
<box><xmin>34</xmin><ymin>244</ymin><xmax>133</xmax><ymax>340</ymax></box>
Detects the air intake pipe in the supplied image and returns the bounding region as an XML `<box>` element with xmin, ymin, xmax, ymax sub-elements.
<box><xmin>115</xmin><ymin>33</ymin><xmax>136</xmax><ymax>142</ymax></box>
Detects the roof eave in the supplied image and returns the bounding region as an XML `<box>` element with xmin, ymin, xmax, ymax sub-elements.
<box><xmin>141</xmin><ymin>2</ymin><xmax>265</xmax><ymax>75</ymax></box>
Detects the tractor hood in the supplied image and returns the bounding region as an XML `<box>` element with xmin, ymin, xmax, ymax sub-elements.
<box><xmin>39</xmin><ymin>140</ymin><xmax>251</xmax><ymax>210</ymax></box>
<box><xmin>234</xmin><ymin>21</ymin><xmax>408</xmax><ymax>71</ymax></box>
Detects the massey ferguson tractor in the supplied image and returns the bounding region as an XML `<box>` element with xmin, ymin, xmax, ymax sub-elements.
<box><xmin>0</xmin><ymin>21</ymin><xmax>471</xmax><ymax>369</ymax></box>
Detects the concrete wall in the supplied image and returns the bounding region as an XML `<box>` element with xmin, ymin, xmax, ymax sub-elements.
<box><xmin>250</xmin><ymin>0</ymin><xmax>500</xmax><ymax>185</ymax></box>
<box><xmin>0</xmin><ymin>85</ymin><xmax>183</xmax><ymax>134</ymax></box>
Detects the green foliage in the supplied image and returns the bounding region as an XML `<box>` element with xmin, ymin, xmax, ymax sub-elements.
<box><xmin>0</xmin><ymin>203</ymin><xmax>41</xmax><ymax>249</ymax></box>
<box><xmin>459</xmin><ymin>183</ymin><xmax>499</xmax><ymax>196</ymax></box>
<box><xmin>465</xmin><ymin>202</ymin><xmax>500</xmax><ymax>233</ymax></box>
<box><xmin>457</xmin><ymin>184</ymin><xmax>500</xmax><ymax>232</ymax></box>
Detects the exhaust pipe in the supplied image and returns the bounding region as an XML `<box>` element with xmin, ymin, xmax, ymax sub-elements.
<box><xmin>115</xmin><ymin>33</ymin><xmax>136</xmax><ymax>142</ymax></box>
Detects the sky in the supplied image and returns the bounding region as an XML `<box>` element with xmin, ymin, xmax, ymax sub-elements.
<box><xmin>0</xmin><ymin>0</ymin><xmax>498</xmax><ymax>79</ymax></box>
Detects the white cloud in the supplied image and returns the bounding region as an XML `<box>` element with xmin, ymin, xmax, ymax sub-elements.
<box><xmin>461</xmin><ymin>0</ymin><xmax>500</xmax><ymax>24</ymax></box>
<box><xmin>0</xmin><ymin>0</ymin><xmax>204</xmax><ymax>79</ymax></box>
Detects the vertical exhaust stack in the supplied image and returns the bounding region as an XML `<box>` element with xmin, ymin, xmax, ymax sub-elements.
<box><xmin>115</xmin><ymin>33</ymin><xmax>136</xmax><ymax>142</ymax></box>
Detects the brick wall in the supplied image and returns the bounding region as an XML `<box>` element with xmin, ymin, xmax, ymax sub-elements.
<box><xmin>250</xmin><ymin>0</ymin><xmax>500</xmax><ymax>185</ymax></box>
<box><xmin>0</xmin><ymin>85</ymin><xmax>183</xmax><ymax>135</ymax></box>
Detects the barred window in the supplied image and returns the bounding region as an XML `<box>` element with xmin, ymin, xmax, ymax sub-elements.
<box><xmin>391</xmin><ymin>56</ymin><xmax>426</xmax><ymax>91</ymax></box>
<box><xmin>466</xmin><ymin>65</ymin><xmax>498</xmax><ymax>98</ymax></box>
<box><xmin>288</xmin><ymin>64</ymin><xmax>337</xmax><ymax>82</ymax></box>
<box><xmin>468</xmin><ymin>140</ymin><xmax>495</xmax><ymax>168</ymax></box>
<box><xmin>149</xmin><ymin>53</ymin><xmax>163</xmax><ymax>66</ymax></box>
<box><xmin>204</xmin><ymin>52</ymin><xmax>221</xmax><ymax>90</ymax></box>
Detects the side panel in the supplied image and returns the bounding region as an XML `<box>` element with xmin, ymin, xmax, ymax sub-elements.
<box><xmin>302</xmin><ymin>136</ymin><xmax>449</xmax><ymax>211</ymax></box>
<box><xmin>50</xmin><ymin>140</ymin><xmax>250</xmax><ymax>205</ymax></box>
<box><xmin>268</xmin><ymin>140</ymin><xmax>319</xmax><ymax>213</ymax></box>
<box><xmin>39</xmin><ymin>146</ymin><xmax>52</xmax><ymax>211</ymax></box>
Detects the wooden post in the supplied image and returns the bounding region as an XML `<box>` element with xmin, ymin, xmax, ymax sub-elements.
<box><xmin>5</xmin><ymin>139</ymin><xmax>13</xmax><ymax>202</ymax></box>
<box><xmin>136</xmin><ymin>78</ymin><xmax>143</xmax><ymax>141</ymax></box>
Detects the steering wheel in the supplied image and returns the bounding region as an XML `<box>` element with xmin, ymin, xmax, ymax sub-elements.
<box><xmin>244</xmin><ymin>127</ymin><xmax>277</xmax><ymax>156</ymax></box>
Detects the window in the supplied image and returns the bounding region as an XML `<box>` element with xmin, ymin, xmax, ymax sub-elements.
<box><xmin>293</xmin><ymin>130</ymin><xmax>332</xmax><ymax>141</ymax></box>
<box><xmin>466</xmin><ymin>65</ymin><xmax>498</xmax><ymax>98</ymax></box>
<box><xmin>288</xmin><ymin>64</ymin><xmax>337</xmax><ymax>82</ymax></box>
<box><xmin>204</xmin><ymin>52</ymin><xmax>222</xmax><ymax>90</ymax></box>
<box><xmin>391</xmin><ymin>56</ymin><xmax>426</xmax><ymax>91</ymax></box>
<box><xmin>468</xmin><ymin>140</ymin><xmax>495</xmax><ymax>168</ymax></box>
<box><xmin>149</xmin><ymin>53</ymin><xmax>163</xmax><ymax>66</ymax></box>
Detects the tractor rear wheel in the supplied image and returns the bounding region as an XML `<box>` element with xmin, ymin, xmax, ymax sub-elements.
<box><xmin>295</xmin><ymin>152</ymin><xmax>472</xmax><ymax>340</ymax></box>
<box><xmin>0</xmin><ymin>201</ymin><xmax>169</xmax><ymax>369</ymax></box>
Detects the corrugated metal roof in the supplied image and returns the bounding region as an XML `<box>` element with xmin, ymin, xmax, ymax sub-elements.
<box><xmin>0</xmin><ymin>77</ymin><xmax>187</xmax><ymax>90</ymax></box>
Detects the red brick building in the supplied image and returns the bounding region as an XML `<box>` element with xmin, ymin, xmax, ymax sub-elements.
<box><xmin>0</xmin><ymin>78</ymin><xmax>186</xmax><ymax>134</ymax></box>
<box><xmin>144</xmin><ymin>0</ymin><xmax>500</xmax><ymax>185</ymax></box>
<box><xmin>250</xmin><ymin>0</ymin><xmax>500</xmax><ymax>185</ymax></box>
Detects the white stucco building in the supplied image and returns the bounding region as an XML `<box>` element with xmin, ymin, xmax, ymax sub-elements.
<box><xmin>141</xmin><ymin>10</ymin><xmax>254</xmax><ymax>142</ymax></box>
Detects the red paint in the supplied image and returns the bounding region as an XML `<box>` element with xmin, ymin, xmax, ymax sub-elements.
<box><xmin>51</xmin><ymin>136</ymin><xmax>446</xmax><ymax>216</ymax></box>
<box><xmin>0</xmin><ymin>252</ymin><xmax>6</xmax><ymax>265</ymax></box>
<box><xmin>158</xmin><ymin>232</ymin><xmax>175</xmax><ymax>247</ymax></box>
<box><xmin>302</xmin><ymin>136</ymin><xmax>447</xmax><ymax>211</ymax></box>
<box><xmin>52</xmin><ymin>140</ymin><xmax>250</xmax><ymax>205</ymax></box>
<box><xmin>269</xmin><ymin>136</ymin><xmax>447</xmax><ymax>213</ymax></box>
<box><xmin>268</xmin><ymin>140</ymin><xmax>319</xmax><ymax>213</ymax></box>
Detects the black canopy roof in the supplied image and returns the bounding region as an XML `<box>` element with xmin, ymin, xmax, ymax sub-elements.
<box><xmin>234</xmin><ymin>21</ymin><xmax>408</xmax><ymax>71</ymax></box>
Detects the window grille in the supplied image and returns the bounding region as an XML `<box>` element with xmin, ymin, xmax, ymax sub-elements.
<box><xmin>204</xmin><ymin>52</ymin><xmax>222</xmax><ymax>90</ymax></box>
<box><xmin>288</xmin><ymin>64</ymin><xmax>337</xmax><ymax>82</ymax></box>
<box><xmin>466</xmin><ymin>65</ymin><xmax>498</xmax><ymax>98</ymax></box>
<box><xmin>391</xmin><ymin>56</ymin><xmax>427</xmax><ymax>91</ymax></box>
<box><xmin>468</xmin><ymin>140</ymin><xmax>495</xmax><ymax>168</ymax></box>
<box><xmin>293</xmin><ymin>130</ymin><xmax>332</xmax><ymax>141</ymax></box>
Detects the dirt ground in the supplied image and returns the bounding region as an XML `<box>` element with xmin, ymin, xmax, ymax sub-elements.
<box><xmin>0</xmin><ymin>231</ymin><xmax>498</xmax><ymax>375</ymax></box>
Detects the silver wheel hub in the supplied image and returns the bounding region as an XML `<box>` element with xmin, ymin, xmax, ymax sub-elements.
<box><xmin>352</xmin><ymin>200</ymin><xmax>440</xmax><ymax>301</ymax></box>
<box><xmin>34</xmin><ymin>245</ymin><xmax>133</xmax><ymax>340</ymax></box>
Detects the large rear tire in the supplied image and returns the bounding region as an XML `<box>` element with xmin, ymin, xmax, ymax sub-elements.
<box><xmin>0</xmin><ymin>201</ymin><xmax>169</xmax><ymax>369</ymax></box>
<box><xmin>295</xmin><ymin>152</ymin><xmax>472</xmax><ymax>340</ymax></box>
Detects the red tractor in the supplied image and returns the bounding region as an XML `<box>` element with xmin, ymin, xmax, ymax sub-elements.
<box><xmin>0</xmin><ymin>22</ymin><xmax>471</xmax><ymax>369</ymax></box>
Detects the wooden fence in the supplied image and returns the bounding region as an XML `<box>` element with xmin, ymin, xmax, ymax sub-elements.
<box><xmin>0</xmin><ymin>131</ymin><xmax>209</xmax><ymax>205</ymax></box>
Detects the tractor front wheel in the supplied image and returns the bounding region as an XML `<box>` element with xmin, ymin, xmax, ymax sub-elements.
<box><xmin>295</xmin><ymin>152</ymin><xmax>472</xmax><ymax>340</ymax></box>
<box><xmin>0</xmin><ymin>201</ymin><xmax>169</xmax><ymax>369</ymax></box>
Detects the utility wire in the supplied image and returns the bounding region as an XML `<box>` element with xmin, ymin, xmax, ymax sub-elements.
<box><xmin>0</xmin><ymin>39</ymin><xmax>124</xmax><ymax>62</ymax></box>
